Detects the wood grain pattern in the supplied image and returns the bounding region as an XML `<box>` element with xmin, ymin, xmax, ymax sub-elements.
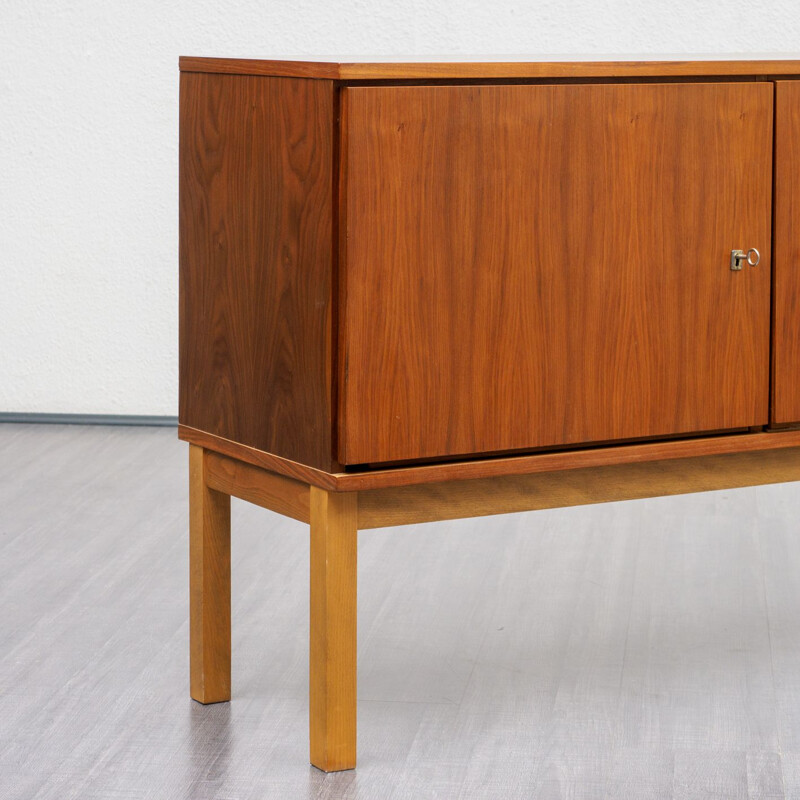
<box><xmin>205</xmin><ymin>451</ymin><xmax>310</xmax><ymax>523</ymax></box>
<box><xmin>180</xmin><ymin>423</ymin><xmax>800</xmax><ymax>492</ymax></box>
<box><xmin>309</xmin><ymin>487</ymin><xmax>358</xmax><ymax>772</ymax></box>
<box><xmin>189</xmin><ymin>444</ymin><xmax>232</xmax><ymax>704</ymax></box>
<box><xmin>358</xmin><ymin>446</ymin><xmax>800</xmax><ymax>528</ymax></box>
<box><xmin>341</xmin><ymin>82</ymin><xmax>773</xmax><ymax>465</ymax></box>
<box><xmin>179</xmin><ymin>55</ymin><xmax>800</xmax><ymax>80</ymax></box>
<box><xmin>179</xmin><ymin>73</ymin><xmax>335</xmax><ymax>471</ymax></box>
<box><xmin>772</xmin><ymin>81</ymin><xmax>800</xmax><ymax>424</ymax></box>
<box><xmin>179</xmin><ymin>424</ymin><xmax>340</xmax><ymax>489</ymax></box>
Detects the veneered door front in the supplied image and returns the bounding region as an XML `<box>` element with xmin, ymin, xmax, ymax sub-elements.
<box><xmin>772</xmin><ymin>80</ymin><xmax>800</xmax><ymax>425</ymax></box>
<box><xmin>340</xmin><ymin>82</ymin><xmax>773</xmax><ymax>465</ymax></box>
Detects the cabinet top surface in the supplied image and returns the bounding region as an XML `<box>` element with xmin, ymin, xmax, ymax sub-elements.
<box><xmin>179</xmin><ymin>54</ymin><xmax>800</xmax><ymax>80</ymax></box>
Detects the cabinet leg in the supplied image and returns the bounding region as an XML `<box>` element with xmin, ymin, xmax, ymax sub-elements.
<box><xmin>189</xmin><ymin>444</ymin><xmax>231</xmax><ymax>704</ymax></box>
<box><xmin>309</xmin><ymin>487</ymin><xmax>358</xmax><ymax>772</ymax></box>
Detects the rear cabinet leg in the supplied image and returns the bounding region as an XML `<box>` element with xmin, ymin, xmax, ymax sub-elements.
<box><xmin>309</xmin><ymin>487</ymin><xmax>358</xmax><ymax>772</ymax></box>
<box><xmin>189</xmin><ymin>444</ymin><xmax>232</xmax><ymax>704</ymax></box>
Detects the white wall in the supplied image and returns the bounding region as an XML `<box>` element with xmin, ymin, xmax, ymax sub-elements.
<box><xmin>2</xmin><ymin>0</ymin><xmax>799</xmax><ymax>415</ymax></box>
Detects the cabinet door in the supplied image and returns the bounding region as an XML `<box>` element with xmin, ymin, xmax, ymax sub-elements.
<box><xmin>339</xmin><ymin>82</ymin><xmax>773</xmax><ymax>465</ymax></box>
<box><xmin>772</xmin><ymin>81</ymin><xmax>800</xmax><ymax>424</ymax></box>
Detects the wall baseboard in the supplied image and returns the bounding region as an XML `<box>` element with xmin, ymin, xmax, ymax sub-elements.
<box><xmin>0</xmin><ymin>412</ymin><xmax>178</xmax><ymax>427</ymax></box>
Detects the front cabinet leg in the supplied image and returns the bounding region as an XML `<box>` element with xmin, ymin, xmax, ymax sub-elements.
<box><xmin>189</xmin><ymin>444</ymin><xmax>232</xmax><ymax>704</ymax></box>
<box><xmin>309</xmin><ymin>487</ymin><xmax>358</xmax><ymax>772</ymax></box>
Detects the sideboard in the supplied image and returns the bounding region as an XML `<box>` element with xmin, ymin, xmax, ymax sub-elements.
<box><xmin>178</xmin><ymin>56</ymin><xmax>800</xmax><ymax>771</ymax></box>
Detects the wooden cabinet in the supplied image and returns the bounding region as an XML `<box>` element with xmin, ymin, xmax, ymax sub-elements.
<box><xmin>178</xmin><ymin>58</ymin><xmax>800</xmax><ymax>772</ymax></box>
<box><xmin>180</xmin><ymin>60</ymin><xmax>799</xmax><ymax>477</ymax></box>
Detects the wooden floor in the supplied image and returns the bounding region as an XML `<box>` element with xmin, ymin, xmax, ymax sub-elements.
<box><xmin>2</xmin><ymin>424</ymin><xmax>800</xmax><ymax>799</ymax></box>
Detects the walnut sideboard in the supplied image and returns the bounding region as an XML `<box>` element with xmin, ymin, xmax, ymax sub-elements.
<box><xmin>179</xmin><ymin>56</ymin><xmax>800</xmax><ymax>771</ymax></box>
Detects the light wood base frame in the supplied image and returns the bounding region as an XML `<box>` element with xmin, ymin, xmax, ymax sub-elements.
<box><xmin>188</xmin><ymin>442</ymin><xmax>800</xmax><ymax>771</ymax></box>
<box><xmin>189</xmin><ymin>445</ymin><xmax>232</xmax><ymax>704</ymax></box>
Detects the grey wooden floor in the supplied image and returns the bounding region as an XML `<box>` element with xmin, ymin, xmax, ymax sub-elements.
<box><xmin>2</xmin><ymin>424</ymin><xmax>800</xmax><ymax>798</ymax></box>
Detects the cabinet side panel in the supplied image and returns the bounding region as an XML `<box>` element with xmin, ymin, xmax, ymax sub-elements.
<box><xmin>773</xmin><ymin>81</ymin><xmax>800</xmax><ymax>424</ymax></box>
<box><xmin>179</xmin><ymin>73</ymin><xmax>334</xmax><ymax>470</ymax></box>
